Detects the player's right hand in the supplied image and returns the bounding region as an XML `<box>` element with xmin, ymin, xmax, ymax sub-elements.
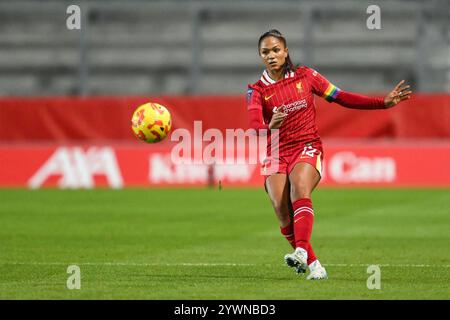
<box><xmin>269</xmin><ymin>111</ymin><xmax>287</xmax><ymax>129</ymax></box>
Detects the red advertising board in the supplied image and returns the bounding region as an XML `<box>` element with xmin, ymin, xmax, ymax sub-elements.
<box><xmin>0</xmin><ymin>94</ymin><xmax>449</xmax><ymax>142</ymax></box>
<box><xmin>1</xmin><ymin>95</ymin><xmax>449</xmax><ymax>188</ymax></box>
<box><xmin>1</xmin><ymin>141</ymin><xmax>449</xmax><ymax>188</ymax></box>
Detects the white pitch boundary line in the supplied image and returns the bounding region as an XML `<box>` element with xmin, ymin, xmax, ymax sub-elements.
<box><xmin>2</xmin><ymin>262</ymin><xmax>450</xmax><ymax>268</ymax></box>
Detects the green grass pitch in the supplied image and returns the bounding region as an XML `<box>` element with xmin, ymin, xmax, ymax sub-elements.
<box><xmin>0</xmin><ymin>188</ymin><xmax>449</xmax><ymax>299</ymax></box>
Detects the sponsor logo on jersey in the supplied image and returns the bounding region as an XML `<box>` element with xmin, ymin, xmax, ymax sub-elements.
<box><xmin>273</xmin><ymin>98</ymin><xmax>308</xmax><ymax>114</ymax></box>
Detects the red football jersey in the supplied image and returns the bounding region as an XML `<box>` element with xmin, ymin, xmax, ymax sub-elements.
<box><xmin>247</xmin><ymin>66</ymin><xmax>341</xmax><ymax>155</ymax></box>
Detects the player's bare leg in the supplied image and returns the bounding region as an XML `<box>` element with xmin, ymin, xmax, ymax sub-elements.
<box><xmin>289</xmin><ymin>161</ymin><xmax>320</xmax><ymax>200</ymax></box>
<box><xmin>286</xmin><ymin>162</ymin><xmax>328</xmax><ymax>279</ymax></box>
<box><xmin>265</xmin><ymin>174</ymin><xmax>302</xmax><ymax>272</ymax></box>
<box><xmin>265</xmin><ymin>174</ymin><xmax>291</xmax><ymax>229</ymax></box>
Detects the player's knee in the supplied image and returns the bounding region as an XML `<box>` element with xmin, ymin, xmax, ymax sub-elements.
<box><xmin>290</xmin><ymin>183</ymin><xmax>311</xmax><ymax>201</ymax></box>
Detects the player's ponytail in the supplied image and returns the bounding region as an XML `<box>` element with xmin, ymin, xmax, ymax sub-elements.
<box><xmin>284</xmin><ymin>54</ymin><xmax>295</xmax><ymax>74</ymax></box>
<box><xmin>258</xmin><ymin>29</ymin><xmax>297</xmax><ymax>73</ymax></box>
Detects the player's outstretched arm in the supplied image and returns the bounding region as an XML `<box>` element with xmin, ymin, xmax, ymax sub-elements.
<box><xmin>333</xmin><ymin>80</ymin><xmax>412</xmax><ymax>110</ymax></box>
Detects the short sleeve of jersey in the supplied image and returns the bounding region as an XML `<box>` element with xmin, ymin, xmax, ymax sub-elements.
<box><xmin>246</xmin><ymin>84</ymin><xmax>263</xmax><ymax>111</ymax></box>
<box><xmin>307</xmin><ymin>67</ymin><xmax>341</xmax><ymax>102</ymax></box>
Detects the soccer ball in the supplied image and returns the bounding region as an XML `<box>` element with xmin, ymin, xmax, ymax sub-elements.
<box><xmin>131</xmin><ymin>102</ymin><xmax>172</xmax><ymax>143</ymax></box>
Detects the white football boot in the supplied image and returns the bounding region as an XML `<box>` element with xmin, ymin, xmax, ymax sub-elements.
<box><xmin>306</xmin><ymin>260</ymin><xmax>328</xmax><ymax>280</ymax></box>
<box><xmin>284</xmin><ymin>247</ymin><xmax>308</xmax><ymax>274</ymax></box>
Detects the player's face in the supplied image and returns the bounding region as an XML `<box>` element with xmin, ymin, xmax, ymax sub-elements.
<box><xmin>259</xmin><ymin>36</ymin><xmax>288</xmax><ymax>73</ymax></box>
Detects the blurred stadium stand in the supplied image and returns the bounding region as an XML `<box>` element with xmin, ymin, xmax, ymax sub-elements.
<box><xmin>0</xmin><ymin>0</ymin><xmax>448</xmax><ymax>96</ymax></box>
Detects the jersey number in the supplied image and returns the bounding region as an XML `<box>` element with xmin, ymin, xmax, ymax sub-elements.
<box><xmin>301</xmin><ymin>145</ymin><xmax>317</xmax><ymax>158</ymax></box>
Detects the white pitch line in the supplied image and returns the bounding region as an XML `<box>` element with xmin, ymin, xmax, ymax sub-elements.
<box><xmin>2</xmin><ymin>262</ymin><xmax>450</xmax><ymax>268</ymax></box>
<box><xmin>325</xmin><ymin>263</ymin><xmax>450</xmax><ymax>268</ymax></box>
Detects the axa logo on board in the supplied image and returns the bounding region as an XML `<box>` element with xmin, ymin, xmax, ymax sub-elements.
<box><xmin>28</xmin><ymin>147</ymin><xmax>124</xmax><ymax>189</ymax></box>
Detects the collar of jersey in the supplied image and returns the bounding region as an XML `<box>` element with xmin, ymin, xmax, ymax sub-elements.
<box><xmin>260</xmin><ymin>69</ymin><xmax>295</xmax><ymax>86</ymax></box>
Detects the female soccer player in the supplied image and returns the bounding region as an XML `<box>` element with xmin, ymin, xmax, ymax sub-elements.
<box><xmin>247</xmin><ymin>29</ymin><xmax>412</xmax><ymax>280</ymax></box>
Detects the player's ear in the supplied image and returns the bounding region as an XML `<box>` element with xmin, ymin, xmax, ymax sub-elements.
<box><xmin>284</xmin><ymin>47</ymin><xmax>289</xmax><ymax>58</ymax></box>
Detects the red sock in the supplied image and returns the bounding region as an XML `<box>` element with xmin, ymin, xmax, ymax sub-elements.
<box><xmin>292</xmin><ymin>198</ymin><xmax>315</xmax><ymax>251</ymax></box>
<box><xmin>281</xmin><ymin>219</ymin><xmax>318</xmax><ymax>264</ymax></box>
<box><xmin>306</xmin><ymin>243</ymin><xmax>317</xmax><ymax>265</ymax></box>
<box><xmin>280</xmin><ymin>224</ymin><xmax>295</xmax><ymax>249</ymax></box>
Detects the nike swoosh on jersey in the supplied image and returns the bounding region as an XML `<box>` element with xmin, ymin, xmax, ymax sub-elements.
<box><xmin>264</xmin><ymin>94</ymin><xmax>275</xmax><ymax>101</ymax></box>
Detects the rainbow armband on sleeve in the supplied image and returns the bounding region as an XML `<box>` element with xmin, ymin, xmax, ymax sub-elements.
<box><xmin>322</xmin><ymin>83</ymin><xmax>341</xmax><ymax>102</ymax></box>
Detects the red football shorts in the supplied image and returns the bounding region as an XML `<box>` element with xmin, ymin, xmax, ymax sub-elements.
<box><xmin>262</xmin><ymin>140</ymin><xmax>324</xmax><ymax>180</ymax></box>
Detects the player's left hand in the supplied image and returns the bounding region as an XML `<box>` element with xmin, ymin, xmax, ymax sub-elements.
<box><xmin>384</xmin><ymin>80</ymin><xmax>412</xmax><ymax>108</ymax></box>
